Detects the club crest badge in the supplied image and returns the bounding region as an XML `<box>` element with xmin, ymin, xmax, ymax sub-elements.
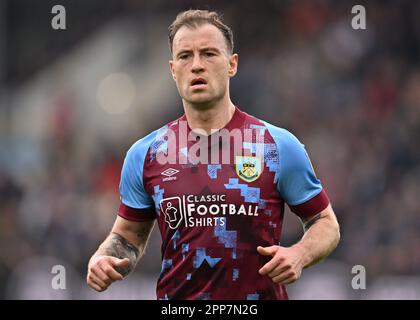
<box><xmin>235</xmin><ymin>156</ymin><xmax>263</xmax><ymax>183</ymax></box>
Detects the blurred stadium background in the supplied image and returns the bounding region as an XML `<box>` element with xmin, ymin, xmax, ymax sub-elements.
<box><xmin>1</xmin><ymin>0</ymin><xmax>420</xmax><ymax>299</ymax></box>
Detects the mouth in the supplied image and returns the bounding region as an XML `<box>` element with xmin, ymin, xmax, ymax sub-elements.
<box><xmin>190</xmin><ymin>78</ymin><xmax>208</xmax><ymax>88</ymax></box>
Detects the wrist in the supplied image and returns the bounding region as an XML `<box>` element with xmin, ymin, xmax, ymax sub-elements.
<box><xmin>292</xmin><ymin>242</ymin><xmax>311</xmax><ymax>269</ymax></box>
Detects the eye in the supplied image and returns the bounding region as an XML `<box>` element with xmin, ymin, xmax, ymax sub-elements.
<box><xmin>178</xmin><ymin>53</ymin><xmax>190</xmax><ymax>60</ymax></box>
<box><xmin>204</xmin><ymin>52</ymin><xmax>216</xmax><ymax>57</ymax></box>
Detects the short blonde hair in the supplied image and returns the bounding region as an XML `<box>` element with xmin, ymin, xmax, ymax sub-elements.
<box><xmin>168</xmin><ymin>9</ymin><xmax>234</xmax><ymax>54</ymax></box>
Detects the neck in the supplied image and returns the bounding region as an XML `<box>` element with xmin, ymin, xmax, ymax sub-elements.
<box><xmin>183</xmin><ymin>96</ymin><xmax>236</xmax><ymax>135</ymax></box>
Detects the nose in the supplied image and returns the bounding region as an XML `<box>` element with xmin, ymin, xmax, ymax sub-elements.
<box><xmin>191</xmin><ymin>54</ymin><xmax>204</xmax><ymax>74</ymax></box>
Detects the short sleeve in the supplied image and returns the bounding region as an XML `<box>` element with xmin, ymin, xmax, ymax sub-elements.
<box><xmin>264</xmin><ymin>122</ymin><xmax>330</xmax><ymax>219</ymax></box>
<box><xmin>118</xmin><ymin>131</ymin><xmax>158</xmax><ymax>221</ymax></box>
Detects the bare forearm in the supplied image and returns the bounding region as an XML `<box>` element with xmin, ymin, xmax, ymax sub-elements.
<box><xmin>294</xmin><ymin>207</ymin><xmax>340</xmax><ymax>268</ymax></box>
<box><xmin>92</xmin><ymin>218</ymin><xmax>156</xmax><ymax>277</ymax></box>
<box><xmin>87</xmin><ymin>218</ymin><xmax>155</xmax><ymax>291</ymax></box>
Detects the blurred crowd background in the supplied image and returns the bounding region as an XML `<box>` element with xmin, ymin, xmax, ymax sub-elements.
<box><xmin>1</xmin><ymin>0</ymin><xmax>420</xmax><ymax>299</ymax></box>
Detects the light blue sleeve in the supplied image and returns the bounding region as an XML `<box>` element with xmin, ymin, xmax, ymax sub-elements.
<box><xmin>119</xmin><ymin>131</ymin><xmax>158</xmax><ymax>209</ymax></box>
<box><xmin>264</xmin><ymin>122</ymin><xmax>323</xmax><ymax>206</ymax></box>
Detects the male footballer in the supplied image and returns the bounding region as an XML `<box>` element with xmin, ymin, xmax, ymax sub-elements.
<box><xmin>87</xmin><ymin>9</ymin><xmax>340</xmax><ymax>300</ymax></box>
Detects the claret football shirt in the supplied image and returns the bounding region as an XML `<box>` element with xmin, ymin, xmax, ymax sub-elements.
<box><xmin>118</xmin><ymin>107</ymin><xmax>329</xmax><ymax>300</ymax></box>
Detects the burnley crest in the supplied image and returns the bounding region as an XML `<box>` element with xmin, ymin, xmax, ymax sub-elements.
<box><xmin>235</xmin><ymin>156</ymin><xmax>263</xmax><ymax>183</ymax></box>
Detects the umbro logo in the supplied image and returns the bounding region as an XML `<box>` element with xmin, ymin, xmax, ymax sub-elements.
<box><xmin>161</xmin><ymin>168</ymin><xmax>179</xmax><ymax>177</ymax></box>
<box><xmin>161</xmin><ymin>168</ymin><xmax>179</xmax><ymax>181</ymax></box>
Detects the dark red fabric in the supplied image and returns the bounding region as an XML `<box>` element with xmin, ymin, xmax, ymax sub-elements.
<box><xmin>118</xmin><ymin>203</ymin><xmax>156</xmax><ymax>222</ymax></box>
<box><xmin>289</xmin><ymin>189</ymin><xmax>330</xmax><ymax>219</ymax></box>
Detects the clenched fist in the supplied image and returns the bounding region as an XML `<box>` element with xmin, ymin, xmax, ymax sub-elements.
<box><xmin>87</xmin><ymin>255</ymin><xmax>130</xmax><ymax>292</ymax></box>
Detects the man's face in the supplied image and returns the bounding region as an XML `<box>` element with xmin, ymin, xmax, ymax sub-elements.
<box><xmin>169</xmin><ymin>23</ymin><xmax>238</xmax><ymax>107</ymax></box>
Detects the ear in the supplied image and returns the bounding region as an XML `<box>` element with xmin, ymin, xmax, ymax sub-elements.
<box><xmin>228</xmin><ymin>53</ymin><xmax>238</xmax><ymax>77</ymax></box>
<box><xmin>169</xmin><ymin>60</ymin><xmax>176</xmax><ymax>81</ymax></box>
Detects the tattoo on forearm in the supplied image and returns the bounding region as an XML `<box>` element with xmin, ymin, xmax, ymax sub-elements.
<box><xmin>105</xmin><ymin>233</ymin><xmax>139</xmax><ymax>277</ymax></box>
<box><xmin>303</xmin><ymin>213</ymin><xmax>322</xmax><ymax>233</ymax></box>
<box><xmin>136</xmin><ymin>221</ymin><xmax>155</xmax><ymax>246</ymax></box>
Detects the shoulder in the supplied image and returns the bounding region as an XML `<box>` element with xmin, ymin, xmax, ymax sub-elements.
<box><xmin>239</xmin><ymin>111</ymin><xmax>304</xmax><ymax>157</ymax></box>
<box><xmin>264</xmin><ymin>121</ymin><xmax>300</xmax><ymax>145</ymax></box>
<box><xmin>245</xmin><ymin>113</ymin><xmax>303</xmax><ymax>150</ymax></box>
<box><xmin>126</xmin><ymin>117</ymin><xmax>180</xmax><ymax>158</ymax></box>
<box><xmin>127</xmin><ymin>129</ymin><xmax>160</xmax><ymax>157</ymax></box>
<box><xmin>123</xmin><ymin>130</ymin><xmax>160</xmax><ymax>167</ymax></box>
<box><xmin>241</xmin><ymin>110</ymin><xmax>297</xmax><ymax>140</ymax></box>
<box><xmin>253</xmin><ymin>117</ymin><xmax>309</xmax><ymax>172</ymax></box>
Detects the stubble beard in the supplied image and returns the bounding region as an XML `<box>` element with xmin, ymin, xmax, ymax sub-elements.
<box><xmin>182</xmin><ymin>86</ymin><xmax>227</xmax><ymax>111</ymax></box>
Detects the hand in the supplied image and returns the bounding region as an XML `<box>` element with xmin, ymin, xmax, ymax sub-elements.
<box><xmin>257</xmin><ymin>245</ymin><xmax>305</xmax><ymax>285</ymax></box>
<box><xmin>87</xmin><ymin>255</ymin><xmax>130</xmax><ymax>292</ymax></box>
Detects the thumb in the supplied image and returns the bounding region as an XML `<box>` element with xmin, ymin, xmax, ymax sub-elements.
<box><xmin>110</xmin><ymin>257</ymin><xmax>130</xmax><ymax>267</ymax></box>
<box><xmin>257</xmin><ymin>245</ymin><xmax>278</xmax><ymax>256</ymax></box>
